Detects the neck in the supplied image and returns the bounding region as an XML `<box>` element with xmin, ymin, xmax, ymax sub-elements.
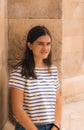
<box><xmin>34</xmin><ymin>58</ymin><xmax>46</xmax><ymax>68</ymax></box>
<box><xmin>35</xmin><ymin>62</ymin><xmax>45</xmax><ymax>68</ymax></box>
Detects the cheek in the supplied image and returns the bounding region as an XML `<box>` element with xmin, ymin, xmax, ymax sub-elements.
<box><xmin>32</xmin><ymin>49</ymin><xmax>39</xmax><ymax>55</ymax></box>
<box><xmin>49</xmin><ymin>46</ymin><xmax>51</xmax><ymax>51</ymax></box>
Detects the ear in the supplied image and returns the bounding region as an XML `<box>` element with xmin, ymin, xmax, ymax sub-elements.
<box><xmin>27</xmin><ymin>42</ymin><xmax>32</xmax><ymax>50</ymax></box>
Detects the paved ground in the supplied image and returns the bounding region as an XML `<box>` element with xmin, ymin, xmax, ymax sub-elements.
<box><xmin>62</xmin><ymin>100</ymin><xmax>84</xmax><ymax>130</ymax></box>
<box><xmin>3</xmin><ymin>100</ymin><xmax>84</xmax><ymax>130</ymax></box>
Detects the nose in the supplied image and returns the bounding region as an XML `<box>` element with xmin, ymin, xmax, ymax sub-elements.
<box><xmin>43</xmin><ymin>44</ymin><xmax>47</xmax><ymax>51</ymax></box>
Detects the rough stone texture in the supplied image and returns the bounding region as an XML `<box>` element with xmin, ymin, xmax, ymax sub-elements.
<box><xmin>8</xmin><ymin>19</ymin><xmax>62</xmax><ymax>72</ymax></box>
<box><xmin>62</xmin><ymin>0</ymin><xmax>84</xmax><ymax>101</ymax></box>
<box><xmin>7</xmin><ymin>0</ymin><xmax>62</xmax><ymax>128</ymax></box>
<box><xmin>7</xmin><ymin>0</ymin><xmax>62</xmax><ymax>79</ymax></box>
<box><xmin>62</xmin><ymin>52</ymin><xmax>83</xmax><ymax>78</ymax></box>
<box><xmin>63</xmin><ymin>20</ymin><xmax>84</xmax><ymax>37</ymax></box>
<box><xmin>62</xmin><ymin>36</ymin><xmax>83</xmax><ymax>53</ymax></box>
<box><xmin>62</xmin><ymin>75</ymin><xmax>84</xmax><ymax>101</ymax></box>
<box><xmin>62</xmin><ymin>100</ymin><xmax>84</xmax><ymax>130</ymax></box>
<box><xmin>8</xmin><ymin>0</ymin><xmax>62</xmax><ymax>19</ymax></box>
<box><xmin>0</xmin><ymin>0</ymin><xmax>8</xmax><ymax>129</ymax></box>
<box><xmin>7</xmin><ymin>0</ymin><xmax>62</xmax><ymax>127</ymax></box>
<box><xmin>70</xmin><ymin>111</ymin><xmax>84</xmax><ymax>130</ymax></box>
<box><xmin>62</xmin><ymin>0</ymin><xmax>84</xmax><ymax>78</ymax></box>
<box><xmin>63</xmin><ymin>0</ymin><xmax>84</xmax><ymax>19</ymax></box>
<box><xmin>2</xmin><ymin>0</ymin><xmax>84</xmax><ymax>130</ymax></box>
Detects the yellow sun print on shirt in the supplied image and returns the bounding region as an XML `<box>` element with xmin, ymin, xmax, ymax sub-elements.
<box><xmin>27</xmin><ymin>81</ymin><xmax>30</xmax><ymax>86</ymax></box>
<box><xmin>37</xmin><ymin>118</ymin><xmax>41</xmax><ymax>122</ymax></box>
<box><xmin>13</xmin><ymin>80</ymin><xmax>17</xmax><ymax>83</ymax></box>
<box><xmin>46</xmin><ymin>92</ymin><xmax>49</xmax><ymax>95</ymax></box>
<box><xmin>42</xmin><ymin>105</ymin><xmax>46</xmax><ymax>108</ymax></box>
<box><xmin>24</xmin><ymin>93</ymin><xmax>28</xmax><ymax>97</ymax></box>
<box><xmin>50</xmin><ymin>104</ymin><xmax>53</xmax><ymax>108</ymax></box>
<box><xmin>34</xmin><ymin>93</ymin><xmax>39</xmax><ymax>96</ymax></box>
<box><xmin>28</xmin><ymin>107</ymin><xmax>32</xmax><ymax>110</ymax></box>
<box><xmin>54</xmin><ymin>80</ymin><xmax>57</xmax><ymax>85</ymax></box>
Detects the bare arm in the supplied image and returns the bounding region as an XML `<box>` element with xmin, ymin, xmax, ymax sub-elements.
<box><xmin>10</xmin><ymin>87</ymin><xmax>38</xmax><ymax>130</ymax></box>
<box><xmin>51</xmin><ymin>89</ymin><xmax>62</xmax><ymax>130</ymax></box>
<box><xmin>55</xmin><ymin>89</ymin><xmax>62</xmax><ymax>125</ymax></box>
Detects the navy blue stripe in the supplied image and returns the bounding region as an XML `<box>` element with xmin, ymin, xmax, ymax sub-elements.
<box><xmin>30</xmin><ymin>114</ymin><xmax>54</xmax><ymax>118</ymax></box>
<box><xmin>32</xmin><ymin>117</ymin><xmax>54</xmax><ymax>121</ymax></box>
<box><xmin>24</xmin><ymin>99</ymin><xmax>55</xmax><ymax>104</ymax></box>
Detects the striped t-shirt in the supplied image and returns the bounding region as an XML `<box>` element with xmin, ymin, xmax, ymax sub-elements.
<box><xmin>8</xmin><ymin>65</ymin><xmax>60</xmax><ymax>124</ymax></box>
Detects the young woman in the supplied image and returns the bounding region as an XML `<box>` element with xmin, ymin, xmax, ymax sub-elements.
<box><xmin>9</xmin><ymin>25</ymin><xmax>62</xmax><ymax>130</ymax></box>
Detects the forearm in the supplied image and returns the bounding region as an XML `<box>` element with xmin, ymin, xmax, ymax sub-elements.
<box><xmin>54</xmin><ymin>96</ymin><xmax>62</xmax><ymax>126</ymax></box>
<box><xmin>13</xmin><ymin>107</ymin><xmax>38</xmax><ymax>130</ymax></box>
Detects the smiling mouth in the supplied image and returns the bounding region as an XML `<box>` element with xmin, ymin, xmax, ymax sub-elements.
<box><xmin>41</xmin><ymin>53</ymin><xmax>48</xmax><ymax>55</ymax></box>
<box><xmin>41</xmin><ymin>51</ymin><xmax>48</xmax><ymax>53</ymax></box>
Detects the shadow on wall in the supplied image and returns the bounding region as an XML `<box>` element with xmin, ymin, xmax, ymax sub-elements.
<box><xmin>0</xmin><ymin>66</ymin><xmax>8</xmax><ymax>129</ymax></box>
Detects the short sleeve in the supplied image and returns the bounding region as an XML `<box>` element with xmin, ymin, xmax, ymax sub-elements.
<box><xmin>8</xmin><ymin>68</ymin><xmax>26</xmax><ymax>90</ymax></box>
<box><xmin>52</xmin><ymin>65</ymin><xmax>60</xmax><ymax>90</ymax></box>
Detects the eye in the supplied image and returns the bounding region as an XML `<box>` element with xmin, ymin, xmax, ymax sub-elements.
<box><xmin>37</xmin><ymin>42</ymin><xmax>51</xmax><ymax>46</ymax></box>
<box><xmin>47</xmin><ymin>42</ymin><xmax>51</xmax><ymax>45</ymax></box>
<box><xmin>38</xmin><ymin>42</ymin><xmax>44</xmax><ymax>45</ymax></box>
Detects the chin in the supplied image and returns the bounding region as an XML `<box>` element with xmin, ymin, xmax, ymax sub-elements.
<box><xmin>41</xmin><ymin>54</ymin><xmax>49</xmax><ymax>59</ymax></box>
<box><xmin>43</xmin><ymin>56</ymin><xmax>48</xmax><ymax>59</ymax></box>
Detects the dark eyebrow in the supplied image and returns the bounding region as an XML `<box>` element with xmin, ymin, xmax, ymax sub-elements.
<box><xmin>47</xmin><ymin>42</ymin><xmax>52</xmax><ymax>44</ymax></box>
<box><xmin>37</xmin><ymin>41</ymin><xmax>52</xmax><ymax>44</ymax></box>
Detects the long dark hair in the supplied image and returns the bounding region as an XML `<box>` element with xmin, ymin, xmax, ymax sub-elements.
<box><xmin>17</xmin><ymin>25</ymin><xmax>52</xmax><ymax>78</ymax></box>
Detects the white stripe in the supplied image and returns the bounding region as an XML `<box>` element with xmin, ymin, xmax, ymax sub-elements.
<box><xmin>29</xmin><ymin>112</ymin><xmax>54</xmax><ymax>117</ymax></box>
<box><xmin>9</xmin><ymin>83</ymin><xmax>24</xmax><ymax>89</ymax></box>
<box><xmin>24</xmin><ymin>102</ymin><xmax>55</xmax><ymax>107</ymax></box>
<box><xmin>26</xmin><ymin>108</ymin><xmax>55</xmax><ymax>114</ymax></box>
<box><xmin>9</xmin><ymin>65</ymin><xmax>60</xmax><ymax>123</ymax></box>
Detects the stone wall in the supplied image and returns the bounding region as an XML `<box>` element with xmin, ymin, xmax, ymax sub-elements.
<box><xmin>7</xmin><ymin>0</ymin><xmax>84</xmax><ymax>107</ymax></box>
<box><xmin>62</xmin><ymin>0</ymin><xmax>84</xmax><ymax>101</ymax></box>
<box><xmin>0</xmin><ymin>0</ymin><xmax>8</xmax><ymax>129</ymax></box>
<box><xmin>8</xmin><ymin>0</ymin><xmax>62</xmax><ymax>75</ymax></box>
<box><xmin>2</xmin><ymin>0</ymin><xmax>84</xmax><ymax>129</ymax></box>
<box><xmin>6</xmin><ymin>0</ymin><xmax>62</xmax><ymax>129</ymax></box>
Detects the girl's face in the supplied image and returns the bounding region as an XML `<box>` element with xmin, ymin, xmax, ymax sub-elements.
<box><xmin>28</xmin><ymin>35</ymin><xmax>52</xmax><ymax>61</ymax></box>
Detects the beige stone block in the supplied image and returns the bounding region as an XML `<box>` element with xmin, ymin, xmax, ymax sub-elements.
<box><xmin>62</xmin><ymin>0</ymin><xmax>74</xmax><ymax>19</ymax></box>
<box><xmin>62</xmin><ymin>52</ymin><xmax>83</xmax><ymax>78</ymax></box>
<box><xmin>83</xmin><ymin>62</ymin><xmax>84</xmax><ymax>73</ymax></box>
<box><xmin>62</xmin><ymin>76</ymin><xmax>84</xmax><ymax>99</ymax></box>
<box><xmin>0</xmin><ymin>0</ymin><xmax>8</xmax><ymax>18</ymax></box>
<box><xmin>0</xmin><ymin>0</ymin><xmax>8</xmax><ymax>128</ymax></box>
<box><xmin>63</xmin><ymin>19</ymin><xmax>84</xmax><ymax>36</ymax></box>
<box><xmin>62</xmin><ymin>78</ymin><xmax>75</xmax><ymax>99</ymax></box>
<box><xmin>73</xmin><ymin>93</ymin><xmax>84</xmax><ymax>102</ymax></box>
<box><xmin>53</xmin><ymin>20</ymin><xmax>62</xmax><ymax>44</ymax></box>
<box><xmin>62</xmin><ymin>36</ymin><xmax>84</xmax><ymax>53</ymax></box>
<box><xmin>8</xmin><ymin>19</ymin><xmax>62</xmax><ymax>68</ymax></box>
<box><xmin>71</xmin><ymin>0</ymin><xmax>84</xmax><ymax>3</ymax></box>
<box><xmin>63</xmin><ymin>0</ymin><xmax>84</xmax><ymax>19</ymax></box>
<box><xmin>70</xmin><ymin>111</ymin><xmax>84</xmax><ymax>130</ymax></box>
<box><xmin>52</xmin><ymin>20</ymin><xmax>62</xmax><ymax>61</ymax></box>
<box><xmin>53</xmin><ymin>59</ymin><xmax>62</xmax><ymax>82</ymax></box>
<box><xmin>3</xmin><ymin>120</ymin><xmax>15</xmax><ymax>130</ymax></box>
<box><xmin>73</xmin><ymin>3</ymin><xmax>84</xmax><ymax>19</ymax></box>
<box><xmin>62</xmin><ymin>101</ymin><xmax>84</xmax><ymax>130</ymax></box>
<box><xmin>0</xmin><ymin>15</ymin><xmax>6</xmax><ymax>46</ymax></box>
<box><xmin>52</xmin><ymin>43</ymin><xmax>62</xmax><ymax>61</ymax></box>
<box><xmin>0</xmin><ymin>0</ymin><xmax>7</xmax><ymax>18</ymax></box>
<box><xmin>8</xmin><ymin>0</ymin><xmax>62</xmax><ymax>19</ymax></box>
<box><xmin>74</xmin><ymin>76</ymin><xmax>84</xmax><ymax>95</ymax></box>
